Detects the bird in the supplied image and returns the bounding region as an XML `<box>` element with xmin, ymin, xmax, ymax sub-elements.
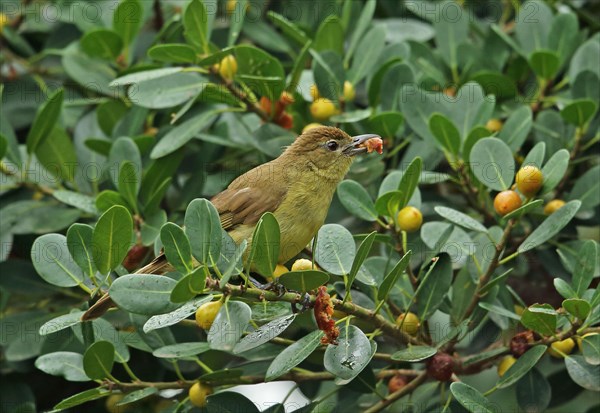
<box><xmin>82</xmin><ymin>126</ymin><xmax>382</xmax><ymax>320</ymax></box>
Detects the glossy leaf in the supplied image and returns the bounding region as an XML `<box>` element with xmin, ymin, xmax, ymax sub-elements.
<box><xmin>565</xmin><ymin>355</ymin><xmax>600</xmax><ymax>391</ymax></box>
<box><xmin>561</xmin><ymin>100</ymin><xmax>598</xmax><ymax>127</ymax></box>
<box><xmin>518</xmin><ymin>201</ymin><xmax>581</xmax><ymax>253</ymax></box>
<box><xmin>266</xmin><ymin>330</ymin><xmax>324</xmax><ymax>381</ymax></box>
<box><xmin>563</xmin><ymin>299</ymin><xmax>591</xmax><ymax>320</ymax></box>
<box><xmin>148</xmin><ymin>43</ymin><xmax>197</xmax><ymax>63</ymax></box>
<box><xmin>246</xmin><ymin>213</ymin><xmax>280</xmax><ymax>277</ymax></box>
<box><xmin>314</xmin><ymin>224</ymin><xmax>355</xmax><ymax>275</ymax></box>
<box><xmin>31</xmin><ymin>234</ymin><xmax>84</xmax><ymax>288</ymax></box>
<box><xmin>153</xmin><ymin>342</ymin><xmax>211</xmax><ymax>359</ymax></box>
<box><xmin>109</xmin><ymin>274</ymin><xmax>179</xmax><ymax>315</ymax></box>
<box><xmin>208</xmin><ymin>301</ymin><xmax>252</xmax><ymax>351</ymax></box>
<box><xmin>516</xmin><ymin>368</ymin><xmax>551</xmax><ymax>413</ymax></box>
<box><xmin>35</xmin><ymin>352</ymin><xmax>89</xmax><ymax>382</ymax></box>
<box><xmin>470</xmin><ymin>137</ymin><xmax>514</xmax><ymax>191</ymax></box>
<box><xmin>529</xmin><ymin>50</ymin><xmax>560</xmax><ymax>79</ymax></box>
<box><xmin>498</xmin><ymin>106</ymin><xmax>533</xmax><ymax>151</ymax></box>
<box><xmin>83</xmin><ymin>341</ymin><xmax>115</xmax><ymax>380</ymax></box>
<box><xmin>540</xmin><ymin>149</ymin><xmax>570</xmax><ymax>194</ymax></box>
<box><xmin>278</xmin><ymin>270</ymin><xmax>329</xmax><ymax>293</ymax></box>
<box><xmin>92</xmin><ymin>206</ymin><xmax>133</xmax><ymax>274</ymax></box>
<box><xmin>66</xmin><ymin>224</ymin><xmax>96</xmax><ymax>277</ymax></box>
<box><xmin>377</xmin><ymin>251</ymin><xmax>412</xmax><ymax>301</ymax></box>
<box><xmin>143</xmin><ymin>295</ymin><xmax>213</xmax><ymax>333</ymax></box>
<box><xmin>429</xmin><ymin>113</ymin><xmax>461</xmax><ymax>155</ymax></box>
<box><xmin>170</xmin><ymin>267</ymin><xmax>207</xmax><ymax>303</ymax></box>
<box><xmin>234</xmin><ymin>314</ymin><xmax>296</xmax><ymax>354</ymax></box>
<box><xmin>113</xmin><ymin>0</ymin><xmax>143</xmax><ymax>48</ymax></box>
<box><xmin>160</xmin><ymin>223</ymin><xmax>193</xmax><ymax>274</ymax></box>
<box><xmin>416</xmin><ymin>254</ymin><xmax>453</xmax><ymax>320</ymax></box>
<box><xmin>520</xmin><ymin>304</ymin><xmax>557</xmax><ymax>336</ymax></box>
<box><xmin>581</xmin><ymin>334</ymin><xmax>600</xmax><ymax>365</ymax></box>
<box><xmin>183</xmin><ymin>0</ymin><xmax>209</xmax><ymax>53</ymax></box>
<box><xmin>184</xmin><ymin>198</ymin><xmax>222</xmax><ymax>267</ymax></box>
<box><xmin>324</xmin><ymin>325</ymin><xmax>374</xmax><ymax>381</ymax></box>
<box><xmin>391</xmin><ymin>346</ymin><xmax>437</xmax><ymax>362</ymax></box>
<box><xmin>337</xmin><ymin>180</ymin><xmax>377</xmax><ymax>221</ymax></box>
<box><xmin>434</xmin><ymin>206</ymin><xmax>487</xmax><ymax>233</ymax></box>
<box><xmin>497</xmin><ymin>345</ymin><xmax>547</xmax><ymax>388</ymax></box>
<box><xmin>80</xmin><ymin>29</ymin><xmax>123</xmax><ymax>60</ymax></box>
<box><xmin>450</xmin><ymin>382</ymin><xmax>496</xmax><ymax>413</ymax></box>
<box><xmin>26</xmin><ymin>88</ymin><xmax>64</xmax><ymax>154</ymax></box>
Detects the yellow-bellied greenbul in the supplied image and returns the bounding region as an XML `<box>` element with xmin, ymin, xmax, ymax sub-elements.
<box><xmin>82</xmin><ymin>126</ymin><xmax>382</xmax><ymax>320</ymax></box>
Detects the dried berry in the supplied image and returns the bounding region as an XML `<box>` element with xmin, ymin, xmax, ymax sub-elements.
<box><xmin>426</xmin><ymin>352</ymin><xmax>454</xmax><ymax>382</ymax></box>
<box><xmin>314</xmin><ymin>286</ymin><xmax>339</xmax><ymax>345</ymax></box>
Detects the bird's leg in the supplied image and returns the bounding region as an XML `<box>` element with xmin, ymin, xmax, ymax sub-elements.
<box><xmin>291</xmin><ymin>292</ymin><xmax>313</xmax><ymax>313</ymax></box>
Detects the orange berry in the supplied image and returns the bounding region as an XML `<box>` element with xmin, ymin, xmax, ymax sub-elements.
<box><xmin>544</xmin><ymin>199</ymin><xmax>565</xmax><ymax>215</ymax></box>
<box><xmin>494</xmin><ymin>190</ymin><xmax>522</xmax><ymax>216</ymax></box>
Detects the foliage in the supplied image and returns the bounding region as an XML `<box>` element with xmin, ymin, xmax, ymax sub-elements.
<box><xmin>1</xmin><ymin>0</ymin><xmax>599</xmax><ymax>412</ymax></box>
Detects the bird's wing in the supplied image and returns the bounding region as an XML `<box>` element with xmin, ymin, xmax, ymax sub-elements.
<box><xmin>212</xmin><ymin>185</ymin><xmax>287</xmax><ymax>230</ymax></box>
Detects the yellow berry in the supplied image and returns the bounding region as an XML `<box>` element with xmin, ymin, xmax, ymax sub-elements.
<box><xmin>0</xmin><ymin>13</ymin><xmax>9</xmax><ymax>33</ymax></box>
<box><xmin>273</xmin><ymin>264</ymin><xmax>289</xmax><ymax>278</ymax></box>
<box><xmin>486</xmin><ymin>119</ymin><xmax>503</xmax><ymax>133</ymax></box>
<box><xmin>343</xmin><ymin>81</ymin><xmax>355</xmax><ymax>102</ymax></box>
<box><xmin>548</xmin><ymin>338</ymin><xmax>576</xmax><ymax>358</ymax></box>
<box><xmin>302</xmin><ymin>123</ymin><xmax>323</xmax><ymax>133</ymax></box>
<box><xmin>226</xmin><ymin>0</ymin><xmax>248</xmax><ymax>15</ymax></box>
<box><xmin>105</xmin><ymin>394</ymin><xmax>129</xmax><ymax>413</ymax></box>
<box><xmin>218</xmin><ymin>55</ymin><xmax>237</xmax><ymax>80</ymax></box>
<box><xmin>396</xmin><ymin>312</ymin><xmax>419</xmax><ymax>335</ymax></box>
<box><xmin>291</xmin><ymin>258</ymin><xmax>314</xmax><ymax>271</ymax></box>
<box><xmin>397</xmin><ymin>206</ymin><xmax>423</xmax><ymax>233</ymax></box>
<box><xmin>310</xmin><ymin>99</ymin><xmax>338</xmax><ymax>121</ymax></box>
<box><xmin>494</xmin><ymin>190</ymin><xmax>522</xmax><ymax>216</ymax></box>
<box><xmin>497</xmin><ymin>356</ymin><xmax>517</xmax><ymax>377</ymax></box>
<box><xmin>188</xmin><ymin>382</ymin><xmax>213</xmax><ymax>408</ymax></box>
<box><xmin>310</xmin><ymin>84</ymin><xmax>320</xmax><ymax>101</ymax></box>
<box><xmin>516</xmin><ymin>165</ymin><xmax>543</xmax><ymax>197</ymax></box>
<box><xmin>514</xmin><ymin>305</ymin><xmax>525</xmax><ymax>316</ymax></box>
<box><xmin>195</xmin><ymin>301</ymin><xmax>222</xmax><ymax>330</ymax></box>
<box><xmin>577</xmin><ymin>333</ymin><xmax>598</xmax><ymax>353</ymax></box>
<box><xmin>544</xmin><ymin>199</ymin><xmax>565</xmax><ymax>215</ymax></box>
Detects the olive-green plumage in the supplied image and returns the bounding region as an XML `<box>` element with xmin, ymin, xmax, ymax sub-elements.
<box><xmin>82</xmin><ymin>126</ymin><xmax>379</xmax><ymax>320</ymax></box>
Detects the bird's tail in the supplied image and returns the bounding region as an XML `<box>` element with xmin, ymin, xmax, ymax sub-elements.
<box><xmin>80</xmin><ymin>253</ymin><xmax>172</xmax><ymax>321</ymax></box>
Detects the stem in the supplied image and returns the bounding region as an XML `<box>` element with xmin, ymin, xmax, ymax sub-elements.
<box><xmin>121</xmin><ymin>361</ymin><xmax>142</xmax><ymax>382</ymax></box>
<box><xmin>363</xmin><ymin>372</ymin><xmax>428</xmax><ymax>413</ymax></box>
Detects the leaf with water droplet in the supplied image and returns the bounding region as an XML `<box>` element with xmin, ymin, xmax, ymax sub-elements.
<box><xmin>324</xmin><ymin>325</ymin><xmax>374</xmax><ymax>381</ymax></box>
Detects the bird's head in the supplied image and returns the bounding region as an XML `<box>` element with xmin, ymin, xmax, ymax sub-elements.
<box><xmin>283</xmin><ymin>126</ymin><xmax>382</xmax><ymax>181</ymax></box>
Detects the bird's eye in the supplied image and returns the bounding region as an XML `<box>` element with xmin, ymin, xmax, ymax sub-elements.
<box><xmin>326</xmin><ymin>140</ymin><xmax>339</xmax><ymax>151</ymax></box>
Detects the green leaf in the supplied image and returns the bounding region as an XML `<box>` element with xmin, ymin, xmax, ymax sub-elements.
<box><xmin>110</xmin><ymin>67</ymin><xmax>184</xmax><ymax>87</ymax></box>
<box><xmin>540</xmin><ymin>149</ymin><xmax>570</xmax><ymax>194</ymax></box>
<box><xmin>206</xmin><ymin>392</ymin><xmax>260</xmax><ymax>413</ymax></box>
<box><xmin>478</xmin><ymin>302</ymin><xmax>521</xmax><ymax>320</ymax></box>
<box><xmin>266</xmin><ymin>12</ymin><xmax>308</xmax><ymax>46</ymax></box>
<box><xmin>109</xmin><ymin>274</ymin><xmax>179</xmax><ymax>315</ymax></box>
<box><xmin>150</xmin><ymin>109</ymin><xmax>218</xmax><ymax>158</ymax></box>
<box><xmin>522</xmin><ymin>142</ymin><xmax>546</xmax><ymax>170</ymax></box>
<box><xmin>266</xmin><ymin>330</ymin><xmax>324</xmax><ymax>381</ymax></box>
<box><xmin>39</xmin><ymin>311</ymin><xmax>84</xmax><ymax>335</ymax></box>
<box><xmin>391</xmin><ymin>345</ymin><xmax>437</xmax><ymax>362</ymax></box>
<box><xmin>183</xmin><ymin>0</ymin><xmax>209</xmax><ymax>53</ymax></box>
<box><xmin>470</xmin><ymin>137</ymin><xmax>514</xmax><ymax>191</ymax></box>
<box><xmin>568</xmin><ymin>165</ymin><xmax>600</xmax><ymax>210</ymax></box>
<box><xmin>92</xmin><ymin>206</ymin><xmax>133</xmax><ymax>274</ymax></box>
<box><xmin>160</xmin><ymin>223</ymin><xmax>193</xmax><ymax>274</ymax></box>
<box><xmin>565</xmin><ymin>355</ymin><xmax>600</xmax><ymax>391</ymax></box>
<box><xmin>450</xmin><ymin>382</ymin><xmax>496</xmax><ymax>413</ymax></box>
<box><xmin>434</xmin><ymin>206</ymin><xmax>487</xmax><ymax>233</ymax></box>
<box><xmin>236</xmin><ymin>45</ymin><xmax>285</xmax><ymax>100</ymax></box>
<box><xmin>378</xmin><ymin>251</ymin><xmax>412</xmax><ymax>301</ymax></box>
<box><xmin>314</xmin><ymin>15</ymin><xmax>344</xmax><ymax>55</ymax></box>
<box><xmin>278</xmin><ymin>270</ymin><xmax>329</xmax><ymax>293</ymax></box>
<box><xmin>502</xmin><ymin>199</ymin><xmax>543</xmax><ymax>220</ymax></box>
<box><xmin>518</xmin><ymin>201</ymin><xmax>581</xmax><ymax>253</ymax></box>
<box><xmin>118</xmin><ymin>161</ymin><xmax>139</xmax><ymax>213</ymax></box>
<box><xmin>348</xmin><ymin>26</ymin><xmax>386</xmax><ymax>84</ymax></box>
<box><xmin>314</xmin><ymin>224</ymin><xmax>355</xmax><ymax>275</ymax></box>
<box><xmin>96</xmin><ymin>190</ymin><xmax>130</xmax><ymax>213</ymax></box>
<box><xmin>345</xmin><ymin>0</ymin><xmax>376</xmax><ymax>64</ymax></box>
<box><xmin>581</xmin><ymin>334</ymin><xmax>600</xmax><ymax>365</ymax></box>
<box><xmin>311</xmin><ymin>50</ymin><xmax>344</xmax><ymax>101</ymax></box>
<box><xmin>434</xmin><ymin>5</ymin><xmax>468</xmax><ymax>69</ymax></box>
<box><xmin>463</xmin><ymin>126</ymin><xmax>489</xmax><ymax>163</ymax></box>
<box><xmin>246</xmin><ymin>213</ymin><xmax>280</xmax><ymax>277</ymax></box>
<box><xmin>561</xmin><ymin>100</ymin><xmax>598</xmax><ymax>127</ymax></box>
<box><xmin>516</xmin><ymin>368</ymin><xmax>551</xmax><ymax>413</ymax></box>
<box><xmin>153</xmin><ymin>342</ymin><xmax>211</xmax><ymax>359</ymax></box>
<box><xmin>129</xmin><ymin>72</ymin><xmax>207</xmax><ymax>110</ymax></box>
<box><xmin>143</xmin><ymin>295</ymin><xmax>213</xmax><ymax>333</ymax></box>
<box><xmin>416</xmin><ymin>254</ymin><xmax>453</xmax><ymax>320</ymax></box>
<box><xmin>520</xmin><ymin>304</ymin><xmax>557</xmax><ymax>336</ymax></box>
<box><xmin>53</xmin><ymin>190</ymin><xmax>97</xmax><ymax>215</ymax></box>
<box><xmin>113</xmin><ymin>0</ymin><xmax>143</xmax><ymax>49</ymax></box>
<box><xmin>324</xmin><ymin>325</ymin><xmax>374</xmax><ymax>381</ymax></box>
<box><xmin>233</xmin><ymin>314</ymin><xmax>296</xmax><ymax>354</ymax></box>
<box><xmin>170</xmin><ymin>267</ymin><xmax>207</xmax><ymax>303</ymax></box>
<box><xmin>83</xmin><ymin>341</ymin><xmax>115</xmax><ymax>380</ymax></box>
<box><xmin>429</xmin><ymin>113</ymin><xmax>461</xmax><ymax>156</ymax></box>
<box><xmin>116</xmin><ymin>387</ymin><xmax>158</xmax><ymax>406</ymax></box>
<box><xmin>184</xmin><ymin>198</ymin><xmax>222</xmax><ymax>267</ymax></box>
<box><xmin>35</xmin><ymin>127</ymin><xmax>77</xmax><ymax>183</ymax></box>
<box><xmin>80</xmin><ymin>29</ymin><xmax>123</xmax><ymax>60</ymax></box>
<box><xmin>573</xmin><ymin>241</ymin><xmax>597</xmax><ymax>296</ymax></box>
<box><xmin>208</xmin><ymin>301</ymin><xmax>252</xmax><ymax>352</ymax></box>
<box><xmin>529</xmin><ymin>50</ymin><xmax>560</xmax><ymax>79</ymax></box>
<box><xmin>53</xmin><ymin>387</ymin><xmax>110</xmax><ymax>411</ymax></box>
<box><xmin>148</xmin><ymin>43</ymin><xmax>197</xmax><ymax>63</ymax></box>
<box><xmin>563</xmin><ymin>299</ymin><xmax>591</xmax><ymax>320</ymax></box>
<box><xmin>498</xmin><ymin>106</ymin><xmax>533</xmax><ymax>151</ymax></box>
<box><xmin>66</xmin><ymin>224</ymin><xmax>97</xmax><ymax>277</ymax></box>
<box><xmin>31</xmin><ymin>234</ymin><xmax>84</xmax><ymax>287</ymax></box>
<box><xmin>397</xmin><ymin>157</ymin><xmax>422</xmax><ymax>209</ymax></box>
<box><xmin>227</xmin><ymin>0</ymin><xmax>247</xmax><ymax>46</ymax></box>
<box><xmin>219</xmin><ymin>239</ymin><xmax>247</xmax><ymax>288</ymax></box>
<box><xmin>35</xmin><ymin>352</ymin><xmax>89</xmax><ymax>382</ymax></box>
<box><xmin>347</xmin><ymin>231</ymin><xmax>377</xmax><ymax>292</ymax></box>
<box><xmin>26</xmin><ymin>88</ymin><xmax>64</xmax><ymax>154</ymax></box>
<box><xmin>554</xmin><ymin>278</ymin><xmax>577</xmax><ymax>300</ymax></box>
<box><xmin>337</xmin><ymin>180</ymin><xmax>377</xmax><ymax>222</ymax></box>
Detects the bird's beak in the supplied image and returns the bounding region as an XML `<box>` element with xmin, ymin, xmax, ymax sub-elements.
<box><xmin>342</xmin><ymin>134</ymin><xmax>382</xmax><ymax>156</ymax></box>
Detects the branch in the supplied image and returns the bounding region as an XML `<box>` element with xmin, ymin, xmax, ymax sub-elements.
<box><xmin>363</xmin><ymin>372</ymin><xmax>428</xmax><ymax>413</ymax></box>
